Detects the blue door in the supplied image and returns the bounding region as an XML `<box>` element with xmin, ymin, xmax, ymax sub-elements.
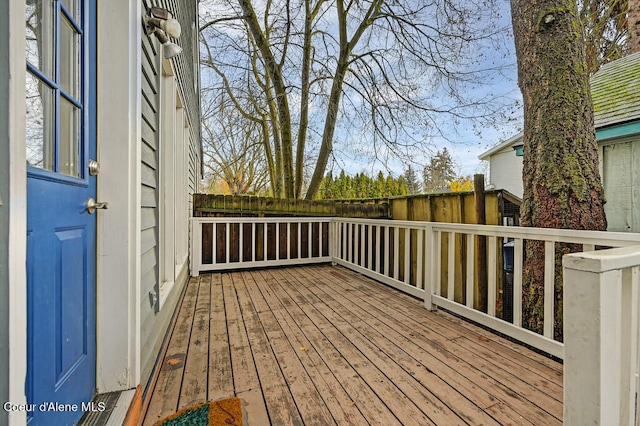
<box><xmin>26</xmin><ymin>0</ymin><xmax>97</xmax><ymax>424</ymax></box>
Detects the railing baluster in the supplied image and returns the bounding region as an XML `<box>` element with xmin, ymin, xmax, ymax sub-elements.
<box><xmin>368</xmin><ymin>224</ymin><xmax>373</xmax><ymax>270</ymax></box>
<box><xmin>416</xmin><ymin>229</ymin><xmax>424</xmax><ymax>290</ymax></box>
<box><xmin>319</xmin><ymin>221</ymin><xmax>323</xmax><ymax>258</ymax></box>
<box><xmin>513</xmin><ymin>238</ymin><xmax>523</xmax><ymax>327</ymax></box>
<box><xmin>308</xmin><ymin>222</ymin><xmax>313</xmax><ymax>258</ymax></box>
<box><xmin>544</xmin><ymin>241</ymin><xmax>555</xmax><ymax>339</ymax></box>
<box><xmin>298</xmin><ymin>222</ymin><xmax>302</xmax><ymax>260</ymax></box>
<box><xmin>384</xmin><ymin>226</ymin><xmax>390</xmax><ymax>276</ymax></box>
<box><xmin>393</xmin><ymin>227</ymin><xmax>400</xmax><ymax>280</ymax></box>
<box><xmin>434</xmin><ymin>230</ymin><xmax>442</xmax><ymax>297</ymax></box>
<box><xmin>466</xmin><ymin>233</ymin><xmax>474</xmax><ymax>308</ymax></box>
<box><xmin>341</xmin><ymin>222</ymin><xmax>351</xmax><ymax>262</ymax></box>
<box><xmin>213</xmin><ymin>223</ymin><xmax>217</xmax><ymax>265</ymax></box>
<box><xmin>375</xmin><ymin>225</ymin><xmax>381</xmax><ymax>274</ymax></box>
<box><xmin>349</xmin><ymin>223</ymin><xmax>358</xmax><ymax>263</ymax></box>
<box><xmin>355</xmin><ymin>223</ymin><xmax>360</xmax><ymax>265</ymax></box>
<box><xmin>239</xmin><ymin>222</ymin><xmax>244</xmax><ymax>263</ymax></box>
<box><xmin>276</xmin><ymin>222</ymin><xmax>280</xmax><ymax>260</ymax></box>
<box><xmin>448</xmin><ymin>232</ymin><xmax>455</xmax><ymax>301</ymax></box>
<box><xmin>251</xmin><ymin>222</ymin><xmax>255</xmax><ymax>262</ymax></box>
<box><xmin>360</xmin><ymin>224</ymin><xmax>366</xmax><ymax>267</ymax></box>
<box><xmin>488</xmin><ymin>236</ymin><xmax>497</xmax><ymax>316</ymax></box>
<box><xmin>225</xmin><ymin>222</ymin><xmax>230</xmax><ymax>264</ymax></box>
<box><xmin>404</xmin><ymin>228</ymin><xmax>411</xmax><ymax>285</ymax></box>
<box><xmin>263</xmin><ymin>222</ymin><xmax>267</xmax><ymax>261</ymax></box>
<box><xmin>287</xmin><ymin>222</ymin><xmax>291</xmax><ymax>260</ymax></box>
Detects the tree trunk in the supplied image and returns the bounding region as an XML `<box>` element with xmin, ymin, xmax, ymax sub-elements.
<box><xmin>511</xmin><ymin>0</ymin><xmax>607</xmax><ymax>340</ymax></box>
<box><xmin>239</xmin><ymin>0</ymin><xmax>295</xmax><ymax>198</ymax></box>
<box><xmin>630</xmin><ymin>0</ymin><xmax>640</xmax><ymax>54</ymax></box>
<box><xmin>305</xmin><ymin>61</ymin><xmax>348</xmax><ymax>199</ymax></box>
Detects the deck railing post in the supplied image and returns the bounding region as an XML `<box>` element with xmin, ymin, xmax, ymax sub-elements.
<box><xmin>190</xmin><ymin>219</ymin><xmax>201</xmax><ymax>277</ymax></box>
<box><xmin>563</xmin><ymin>246</ymin><xmax>640</xmax><ymax>426</ymax></box>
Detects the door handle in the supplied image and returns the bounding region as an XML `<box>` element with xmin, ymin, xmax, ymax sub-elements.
<box><xmin>86</xmin><ymin>198</ymin><xmax>109</xmax><ymax>214</ymax></box>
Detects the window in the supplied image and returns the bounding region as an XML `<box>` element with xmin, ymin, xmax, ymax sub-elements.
<box><xmin>26</xmin><ymin>0</ymin><xmax>84</xmax><ymax>178</ymax></box>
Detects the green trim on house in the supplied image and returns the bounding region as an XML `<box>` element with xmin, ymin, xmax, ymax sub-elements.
<box><xmin>596</xmin><ymin>121</ymin><xmax>640</xmax><ymax>141</ymax></box>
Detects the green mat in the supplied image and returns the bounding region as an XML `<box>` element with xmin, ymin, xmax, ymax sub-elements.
<box><xmin>155</xmin><ymin>398</ymin><xmax>242</xmax><ymax>426</ymax></box>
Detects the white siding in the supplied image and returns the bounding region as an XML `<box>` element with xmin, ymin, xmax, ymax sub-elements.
<box><xmin>488</xmin><ymin>148</ymin><xmax>524</xmax><ymax>198</ymax></box>
<box><xmin>602</xmin><ymin>137</ymin><xmax>640</xmax><ymax>232</ymax></box>
<box><xmin>138</xmin><ymin>0</ymin><xmax>201</xmax><ymax>389</ymax></box>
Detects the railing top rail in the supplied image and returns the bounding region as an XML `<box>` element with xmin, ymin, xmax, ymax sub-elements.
<box><xmin>331</xmin><ymin>217</ymin><xmax>431</xmax><ymax>229</ymax></box>
<box><xmin>563</xmin><ymin>244</ymin><xmax>640</xmax><ymax>273</ymax></box>
<box><xmin>191</xmin><ymin>216</ymin><xmax>640</xmax><ymax>246</ymax></box>
<box><xmin>190</xmin><ymin>217</ymin><xmax>333</xmax><ymax>224</ymax></box>
<box><xmin>426</xmin><ymin>222</ymin><xmax>640</xmax><ymax>246</ymax></box>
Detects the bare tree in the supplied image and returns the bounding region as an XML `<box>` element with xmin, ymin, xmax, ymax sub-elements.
<box><xmin>511</xmin><ymin>0</ymin><xmax>607</xmax><ymax>339</ymax></box>
<box><xmin>580</xmin><ymin>0</ymin><xmax>628</xmax><ymax>73</ymax></box>
<box><xmin>200</xmin><ymin>0</ymin><xmax>516</xmax><ymax>199</ymax></box>
<box><xmin>201</xmin><ymin>91</ymin><xmax>270</xmax><ymax>195</ymax></box>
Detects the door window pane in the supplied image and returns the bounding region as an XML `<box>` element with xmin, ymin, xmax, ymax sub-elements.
<box><xmin>26</xmin><ymin>72</ymin><xmax>54</xmax><ymax>170</ymax></box>
<box><xmin>60</xmin><ymin>15</ymin><xmax>79</xmax><ymax>98</ymax></box>
<box><xmin>26</xmin><ymin>0</ymin><xmax>55</xmax><ymax>78</ymax></box>
<box><xmin>60</xmin><ymin>97</ymin><xmax>80</xmax><ymax>177</ymax></box>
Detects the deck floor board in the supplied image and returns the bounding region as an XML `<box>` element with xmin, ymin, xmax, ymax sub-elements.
<box><xmin>142</xmin><ymin>264</ymin><xmax>563</xmax><ymax>425</ymax></box>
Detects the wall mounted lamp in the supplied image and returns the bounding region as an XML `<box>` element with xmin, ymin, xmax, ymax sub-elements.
<box><xmin>154</xmin><ymin>29</ymin><xmax>183</xmax><ymax>59</ymax></box>
<box><xmin>144</xmin><ymin>7</ymin><xmax>182</xmax><ymax>59</ymax></box>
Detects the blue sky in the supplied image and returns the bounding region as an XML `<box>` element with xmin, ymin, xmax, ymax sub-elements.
<box><xmin>323</xmin><ymin>0</ymin><xmax>523</xmax><ymax>179</ymax></box>
<box><xmin>200</xmin><ymin>0</ymin><xmax>523</xmax><ymax>182</ymax></box>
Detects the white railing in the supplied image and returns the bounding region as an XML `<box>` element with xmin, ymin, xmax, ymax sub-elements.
<box><xmin>423</xmin><ymin>223</ymin><xmax>640</xmax><ymax>359</ymax></box>
<box><xmin>190</xmin><ymin>217</ymin><xmax>332</xmax><ymax>275</ymax></box>
<box><xmin>331</xmin><ymin>218</ymin><xmax>428</xmax><ymax>299</ymax></box>
<box><xmin>563</xmin><ymin>245</ymin><xmax>640</xmax><ymax>425</ymax></box>
<box><xmin>189</xmin><ymin>216</ymin><xmax>640</xmax><ymax>422</ymax></box>
<box><xmin>190</xmin><ymin>216</ymin><xmax>640</xmax><ymax>359</ymax></box>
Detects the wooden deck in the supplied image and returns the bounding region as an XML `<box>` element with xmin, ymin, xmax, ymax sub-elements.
<box><xmin>142</xmin><ymin>265</ymin><xmax>563</xmax><ymax>425</ymax></box>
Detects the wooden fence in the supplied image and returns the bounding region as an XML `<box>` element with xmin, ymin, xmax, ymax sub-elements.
<box><xmin>192</xmin><ymin>191</ymin><xmax>521</xmax><ymax>316</ymax></box>
<box><xmin>193</xmin><ymin>194</ymin><xmax>389</xmax><ymax>218</ymax></box>
<box><xmin>193</xmin><ymin>190</ymin><xmax>519</xmax><ymax>223</ymax></box>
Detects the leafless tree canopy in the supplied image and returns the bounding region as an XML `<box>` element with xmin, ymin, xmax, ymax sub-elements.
<box><xmin>200</xmin><ymin>0</ymin><xmax>517</xmax><ymax>199</ymax></box>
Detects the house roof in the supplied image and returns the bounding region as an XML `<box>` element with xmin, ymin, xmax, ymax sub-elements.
<box><xmin>480</xmin><ymin>52</ymin><xmax>640</xmax><ymax>160</ymax></box>
<box><xmin>591</xmin><ymin>51</ymin><xmax>640</xmax><ymax>129</ymax></box>
<box><xmin>478</xmin><ymin>132</ymin><xmax>523</xmax><ymax>160</ymax></box>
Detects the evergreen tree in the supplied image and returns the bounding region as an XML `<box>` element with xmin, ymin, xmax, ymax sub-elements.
<box><xmin>423</xmin><ymin>148</ymin><xmax>456</xmax><ymax>193</ymax></box>
<box><xmin>404</xmin><ymin>165</ymin><xmax>422</xmax><ymax>194</ymax></box>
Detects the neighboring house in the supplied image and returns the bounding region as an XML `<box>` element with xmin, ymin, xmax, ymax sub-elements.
<box><xmin>1</xmin><ymin>1</ymin><xmax>202</xmax><ymax>425</ymax></box>
<box><xmin>479</xmin><ymin>51</ymin><xmax>640</xmax><ymax>232</ymax></box>
<box><xmin>477</xmin><ymin>132</ymin><xmax>524</xmax><ymax>198</ymax></box>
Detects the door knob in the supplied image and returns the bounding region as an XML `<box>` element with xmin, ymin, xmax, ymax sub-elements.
<box><xmin>86</xmin><ymin>198</ymin><xmax>109</xmax><ymax>214</ymax></box>
<box><xmin>89</xmin><ymin>159</ymin><xmax>100</xmax><ymax>176</ymax></box>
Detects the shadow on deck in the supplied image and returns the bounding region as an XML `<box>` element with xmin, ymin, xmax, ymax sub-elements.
<box><xmin>142</xmin><ymin>264</ymin><xmax>562</xmax><ymax>425</ymax></box>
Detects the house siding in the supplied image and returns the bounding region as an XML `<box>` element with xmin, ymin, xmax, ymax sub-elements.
<box><xmin>601</xmin><ymin>136</ymin><xmax>640</xmax><ymax>232</ymax></box>
<box><xmin>139</xmin><ymin>0</ymin><xmax>200</xmax><ymax>388</ymax></box>
<box><xmin>488</xmin><ymin>149</ymin><xmax>524</xmax><ymax>198</ymax></box>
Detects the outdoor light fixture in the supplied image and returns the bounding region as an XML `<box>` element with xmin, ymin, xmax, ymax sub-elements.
<box><xmin>144</xmin><ymin>7</ymin><xmax>182</xmax><ymax>59</ymax></box>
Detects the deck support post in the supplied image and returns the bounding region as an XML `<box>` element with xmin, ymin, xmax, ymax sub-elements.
<box><xmin>563</xmin><ymin>247</ymin><xmax>640</xmax><ymax>426</ymax></box>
